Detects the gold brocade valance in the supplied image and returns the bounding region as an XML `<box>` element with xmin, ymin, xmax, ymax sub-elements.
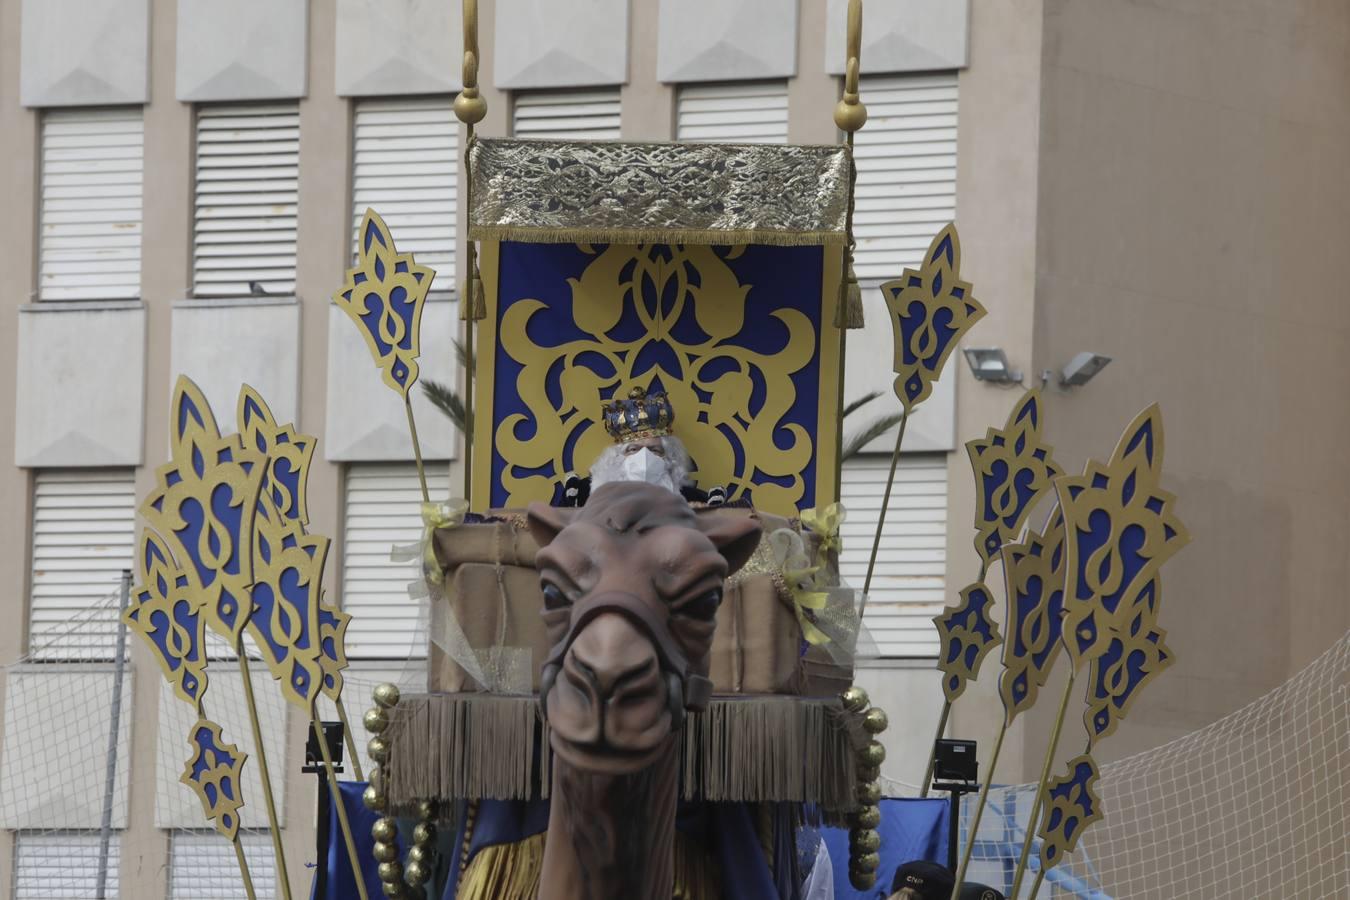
<box><xmin>467</xmin><ymin>138</ymin><xmax>851</xmax><ymax>246</ymax></box>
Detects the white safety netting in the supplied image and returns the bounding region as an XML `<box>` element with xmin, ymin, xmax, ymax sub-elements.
<box><xmin>954</xmin><ymin>630</ymin><xmax>1349</xmax><ymax>898</ymax></box>
<box><xmin>0</xmin><ymin>569</ymin><xmax>432</xmax><ymax>900</ymax></box>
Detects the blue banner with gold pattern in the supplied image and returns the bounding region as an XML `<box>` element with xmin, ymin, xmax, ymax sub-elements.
<box><xmin>472</xmin><ymin>241</ymin><xmax>844</xmax><ymax>515</ymax></box>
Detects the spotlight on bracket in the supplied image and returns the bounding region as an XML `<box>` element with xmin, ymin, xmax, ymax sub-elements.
<box><xmin>1060</xmin><ymin>351</ymin><xmax>1112</xmax><ymax>387</ymax></box>
<box><xmin>963</xmin><ymin>347</ymin><xmax>1022</xmax><ymax>384</ymax></box>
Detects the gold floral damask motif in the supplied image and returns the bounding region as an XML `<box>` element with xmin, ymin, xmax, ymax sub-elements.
<box><xmin>490</xmin><ymin>244</ymin><xmax>825</xmax><ymax>514</ymax></box>
<box><xmin>467</xmin><ymin>139</ymin><xmax>851</xmax><ymax>247</ymax></box>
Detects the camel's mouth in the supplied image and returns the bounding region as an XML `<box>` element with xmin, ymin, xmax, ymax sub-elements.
<box><xmin>542</xmin><ymin>641</ymin><xmax>681</xmax><ymax>775</ymax></box>
<box><xmin>548</xmin><ymin>728</ymin><xmax>674</xmax><ymax>776</ymax></box>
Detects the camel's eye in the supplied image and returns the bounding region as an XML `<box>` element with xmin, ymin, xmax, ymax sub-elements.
<box><xmin>680</xmin><ymin>589</ymin><xmax>721</xmax><ymax>622</ymax></box>
<box><xmin>542</xmin><ymin>583</ymin><xmax>571</xmax><ymax>612</ymax></box>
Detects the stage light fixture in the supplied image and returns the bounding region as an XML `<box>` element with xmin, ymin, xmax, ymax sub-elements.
<box><xmin>963</xmin><ymin>347</ymin><xmax>1022</xmax><ymax>384</ymax></box>
<box><xmin>1060</xmin><ymin>351</ymin><xmax>1112</xmax><ymax>387</ymax></box>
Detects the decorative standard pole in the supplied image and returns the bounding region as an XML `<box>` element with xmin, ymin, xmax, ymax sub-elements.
<box><xmin>95</xmin><ymin>569</ymin><xmax>132</xmax><ymax>900</ymax></box>
<box><xmin>455</xmin><ymin>0</ymin><xmax>488</xmax><ymax>502</ymax></box>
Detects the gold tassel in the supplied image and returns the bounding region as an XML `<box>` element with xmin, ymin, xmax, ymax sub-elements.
<box><xmin>835</xmin><ymin>260</ymin><xmax>864</xmax><ymax>329</ymax></box>
<box><xmin>456</xmin><ymin>832</ymin><xmax>545</xmax><ymax>900</ymax></box>
<box><xmin>674</xmin><ymin>833</ymin><xmax>723</xmax><ymax>900</ymax></box>
<box><xmin>460</xmin><ymin>243</ymin><xmax>488</xmax><ymax>321</ymax></box>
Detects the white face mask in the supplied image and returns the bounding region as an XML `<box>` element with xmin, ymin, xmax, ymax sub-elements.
<box><xmin>618</xmin><ymin>447</ymin><xmax>679</xmax><ymax>492</ymax></box>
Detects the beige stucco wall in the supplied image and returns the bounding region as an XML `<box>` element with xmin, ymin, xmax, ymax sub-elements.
<box><xmin>1022</xmin><ymin>0</ymin><xmax>1350</xmax><ymax>774</ymax></box>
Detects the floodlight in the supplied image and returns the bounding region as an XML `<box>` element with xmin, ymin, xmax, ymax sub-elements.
<box><xmin>963</xmin><ymin>347</ymin><xmax>1022</xmax><ymax>384</ymax></box>
<box><xmin>1060</xmin><ymin>352</ymin><xmax>1111</xmax><ymax>387</ymax></box>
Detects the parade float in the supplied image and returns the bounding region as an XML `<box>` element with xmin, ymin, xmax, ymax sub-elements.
<box><xmin>117</xmin><ymin>2</ymin><xmax>1198</xmax><ymax>898</ymax></box>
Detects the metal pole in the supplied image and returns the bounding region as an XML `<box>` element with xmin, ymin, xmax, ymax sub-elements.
<box><xmin>947</xmin><ymin>788</ymin><xmax>961</xmax><ymax>873</ymax></box>
<box><xmin>95</xmin><ymin>570</ymin><xmax>132</xmax><ymax>899</ymax></box>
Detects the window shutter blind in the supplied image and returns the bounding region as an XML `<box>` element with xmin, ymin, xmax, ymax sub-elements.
<box><xmin>852</xmin><ymin>73</ymin><xmax>958</xmax><ymax>282</ymax></box>
<box><xmin>676</xmin><ymin>81</ymin><xmax>789</xmax><ymax>143</ymax></box>
<box><xmin>38</xmin><ymin>108</ymin><xmax>144</xmax><ymax>302</ymax></box>
<box><xmin>513</xmin><ymin>89</ymin><xmax>622</xmax><ymax>139</ymax></box>
<box><xmin>169</xmin><ymin>830</ymin><xmax>275</xmax><ymax>899</ymax></box>
<box><xmin>342</xmin><ymin>463</ymin><xmax>451</xmax><ymax>659</ymax></box>
<box><xmin>352</xmin><ymin>97</ymin><xmax>458</xmax><ymax>285</ymax></box>
<box><xmin>28</xmin><ymin>471</ymin><xmax>136</xmax><ymax>661</ymax></box>
<box><xmin>193</xmin><ymin>103</ymin><xmax>300</xmax><ymax>297</ymax></box>
<box><xmin>839</xmin><ymin>454</ymin><xmax>947</xmax><ymax>657</ymax></box>
<box><xmin>14</xmin><ymin>832</ymin><xmax>120</xmax><ymax>899</ymax></box>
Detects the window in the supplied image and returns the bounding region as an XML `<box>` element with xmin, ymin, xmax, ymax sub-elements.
<box><xmin>28</xmin><ymin>470</ymin><xmax>136</xmax><ymax>661</ymax></box>
<box><xmin>14</xmin><ymin>832</ymin><xmax>120</xmax><ymax>899</ymax></box>
<box><xmin>852</xmin><ymin>73</ymin><xmax>958</xmax><ymax>282</ymax></box>
<box><xmin>676</xmin><ymin>81</ymin><xmax>788</xmax><ymax>144</ymax></box>
<box><xmin>513</xmin><ymin>88</ymin><xmax>622</xmax><ymax>139</ymax></box>
<box><xmin>352</xmin><ymin>97</ymin><xmax>458</xmax><ymax>285</ymax></box>
<box><xmin>193</xmin><ymin>103</ymin><xmax>300</xmax><ymax>297</ymax></box>
<box><xmin>839</xmin><ymin>454</ymin><xmax>947</xmax><ymax>657</ymax></box>
<box><xmin>168</xmin><ymin>830</ymin><xmax>275</xmax><ymax>899</ymax></box>
<box><xmin>38</xmin><ymin>108</ymin><xmax>144</xmax><ymax>302</ymax></box>
<box><xmin>341</xmin><ymin>463</ymin><xmax>451</xmax><ymax>658</ymax></box>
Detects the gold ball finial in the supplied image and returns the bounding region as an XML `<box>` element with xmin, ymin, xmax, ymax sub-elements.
<box><xmin>455</xmin><ymin>52</ymin><xmax>488</xmax><ymax>125</ymax></box>
<box><xmin>862</xmin><ymin>707</ymin><xmax>889</xmax><ymax>734</ymax></box>
<box><xmin>372</xmin><ymin>841</ymin><xmax>399</xmax><ymax>863</ymax></box>
<box><xmin>850</xmin><ymin>828</ymin><xmax>881</xmax><ymax>854</ymax></box>
<box><xmin>854</xmin><ymin>804</ymin><xmax>881</xmax><ymax>829</ymax></box>
<box><xmin>363</xmin><ymin>707</ymin><xmax>389</xmax><ymax>734</ymax></box>
<box><xmin>849</xmin><ymin>870</ymin><xmax>877</xmax><ymax>890</ymax></box>
<box><xmin>373</xmin><ymin>682</ymin><xmax>401</xmax><ymax>709</ymax></box>
<box><xmin>363</xmin><ymin>784</ymin><xmax>387</xmax><ymax>812</ymax></box>
<box><xmin>841</xmin><ymin>685</ymin><xmax>869</xmax><ymax>713</ymax></box>
<box><xmin>856</xmin><ymin>780</ymin><xmax>882</xmax><ymax>806</ymax></box>
<box><xmin>371</xmin><ymin>817</ymin><xmax>398</xmax><ymax>843</ymax></box>
<box><xmin>859</xmin><ymin>739</ymin><xmax>887</xmax><ymax>768</ymax></box>
<box><xmin>368</xmin><ymin>735</ymin><xmax>390</xmax><ymax>763</ymax></box>
<box><xmin>404</xmin><ymin>860</ymin><xmax>429</xmax><ymax>886</ymax></box>
<box><xmin>377</xmin><ymin>861</ymin><xmax>403</xmax><ymax>884</ymax></box>
<box><xmin>853</xmin><ymin>851</ymin><xmax>881</xmax><ymax>873</ymax></box>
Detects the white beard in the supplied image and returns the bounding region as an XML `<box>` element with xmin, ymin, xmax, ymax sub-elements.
<box><xmin>589</xmin><ymin>438</ymin><xmax>690</xmax><ymax>495</ymax></box>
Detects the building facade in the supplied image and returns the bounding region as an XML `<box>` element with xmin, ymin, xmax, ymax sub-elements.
<box><xmin>0</xmin><ymin>0</ymin><xmax>1346</xmax><ymax>897</ymax></box>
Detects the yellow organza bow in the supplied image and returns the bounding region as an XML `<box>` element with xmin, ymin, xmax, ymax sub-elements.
<box><xmin>800</xmin><ymin>503</ymin><xmax>845</xmax><ymax>554</ymax></box>
<box><xmin>770</xmin><ymin>529</ymin><xmax>831</xmax><ymax>645</ymax></box>
<box><xmin>421</xmin><ymin>498</ymin><xmax>469</xmax><ymax>584</ymax></box>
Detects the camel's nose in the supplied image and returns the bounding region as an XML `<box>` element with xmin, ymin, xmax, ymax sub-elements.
<box><xmin>566</xmin><ymin>612</ymin><xmax>660</xmax><ymax>703</ymax></box>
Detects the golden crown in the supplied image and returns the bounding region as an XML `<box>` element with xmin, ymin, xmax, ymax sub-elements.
<box><xmin>602</xmin><ymin>385</ymin><xmax>674</xmax><ymax>443</ymax></box>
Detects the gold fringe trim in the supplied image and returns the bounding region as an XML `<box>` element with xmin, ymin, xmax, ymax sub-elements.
<box><xmin>469</xmin><ymin>224</ymin><xmax>848</xmax><ymax>248</ymax></box>
<box><xmin>456</xmin><ymin>832</ymin><xmax>544</xmax><ymax>900</ymax></box>
<box><xmin>386</xmin><ymin>693</ymin><xmax>857</xmax><ymax>809</ymax></box>
<box><xmin>680</xmin><ymin>697</ymin><xmax>857</xmax><ymax>809</ymax></box>
<box><xmin>455</xmin><ymin>832</ymin><xmax>720</xmax><ymax>900</ymax></box>
<box><xmin>385</xmin><ymin>694</ymin><xmax>543</xmax><ymax>811</ymax></box>
<box><xmin>674</xmin><ymin>833</ymin><xmax>723</xmax><ymax>900</ymax></box>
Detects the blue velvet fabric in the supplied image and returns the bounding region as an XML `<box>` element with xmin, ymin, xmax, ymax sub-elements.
<box><xmin>311</xmin><ymin>780</ymin><xmax>400</xmax><ymax>900</ymax></box>
<box><xmin>820</xmin><ymin>798</ymin><xmax>950</xmax><ymax>900</ymax></box>
<box><xmin>314</xmin><ymin>787</ymin><xmax>946</xmax><ymax>900</ymax></box>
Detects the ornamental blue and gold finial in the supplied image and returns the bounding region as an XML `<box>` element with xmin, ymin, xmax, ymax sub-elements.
<box><xmin>333</xmin><ymin>209</ymin><xmax>437</xmax><ymax>399</ymax></box>
<box><xmin>933</xmin><ymin>583</ymin><xmax>1003</xmax><ymax>703</ymax></box>
<box><xmin>997</xmin><ymin>513</ymin><xmax>1068</xmax><ymax>726</ymax></box>
<box><xmin>966</xmin><ymin>389</ymin><xmax>1063</xmax><ymax>565</ymax></box>
<box><xmin>880</xmin><ymin>224</ymin><xmax>986</xmax><ymax>413</ymax></box>
<box><xmin>141</xmin><ymin>376</ymin><xmax>265</xmax><ymax>645</ymax></box>
<box><xmin>1057</xmin><ymin>404</ymin><xmax>1190</xmax><ymax>669</ymax></box>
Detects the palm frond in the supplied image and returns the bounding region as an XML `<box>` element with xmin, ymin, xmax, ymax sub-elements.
<box><xmin>451</xmin><ymin>337</ymin><xmax>472</xmax><ymax>370</ymax></box>
<box><xmin>841</xmin><ymin>413</ymin><xmax>906</xmax><ymax>461</ymax></box>
<box><xmin>420</xmin><ymin>378</ymin><xmax>468</xmax><ymax>436</ymax></box>
<box><xmin>842</xmin><ymin>390</ymin><xmax>883</xmax><ymax>419</ymax></box>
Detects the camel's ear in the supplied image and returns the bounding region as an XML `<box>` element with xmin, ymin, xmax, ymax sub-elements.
<box><xmin>527</xmin><ymin>502</ymin><xmax>574</xmax><ymax>548</ymax></box>
<box><xmin>699</xmin><ymin>512</ymin><xmax>763</xmax><ymax>576</ymax></box>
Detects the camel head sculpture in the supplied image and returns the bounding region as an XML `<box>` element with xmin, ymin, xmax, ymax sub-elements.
<box><xmin>527</xmin><ymin>481</ymin><xmax>761</xmax><ymax>899</ymax></box>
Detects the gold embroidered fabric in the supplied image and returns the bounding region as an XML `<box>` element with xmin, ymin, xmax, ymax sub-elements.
<box><xmin>468</xmin><ymin>138</ymin><xmax>851</xmax><ymax>246</ymax></box>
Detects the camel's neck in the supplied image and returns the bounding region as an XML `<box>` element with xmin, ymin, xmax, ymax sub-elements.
<box><xmin>538</xmin><ymin>747</ymin><xmax>679</xmax><ymax>900</ymax></box>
